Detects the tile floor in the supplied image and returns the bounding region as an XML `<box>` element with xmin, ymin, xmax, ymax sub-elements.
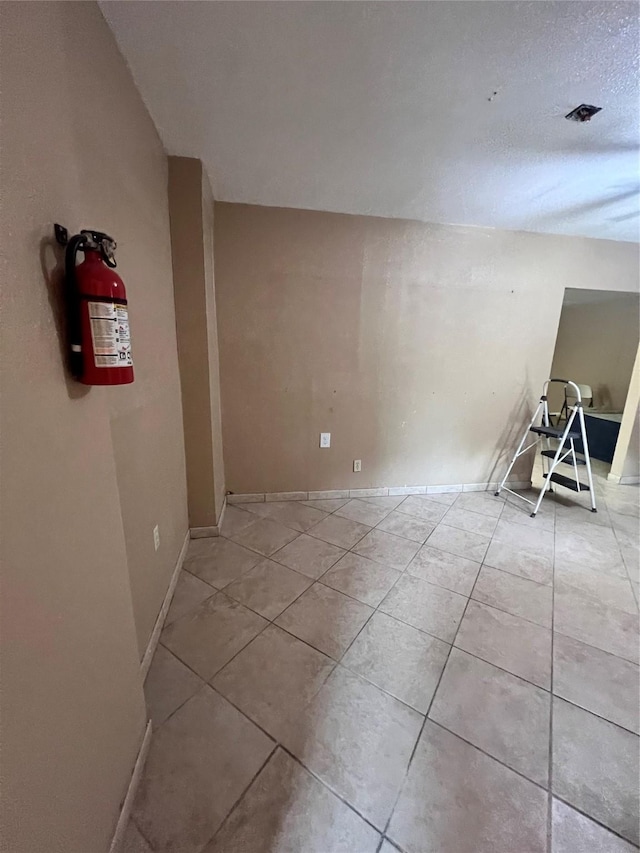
<box><xmin>125</xmin><ymin>462</ymin><xmax>639</xmax><ymax>853</ymax></box>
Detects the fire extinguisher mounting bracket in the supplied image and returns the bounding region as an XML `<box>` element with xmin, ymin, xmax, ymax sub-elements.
<box><xmin>54</xmin><ymin>223</ymin><xmax>69</xmax><ymax>246</ymax></box>
<box><xmin>53</xmin><ymin>224</ymin><xmax>117</xmax><ymax>267</ymax></box>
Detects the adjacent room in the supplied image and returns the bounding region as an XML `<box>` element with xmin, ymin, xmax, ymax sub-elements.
<box><xmin>1</xmin><ymin>2</ymin><xmax>638</xmax><ymax>853</ymax></box>
<box><xmin>549</xmin><ymin>288</ymin><xmax>639</xmax><ymax>471</ymax></box>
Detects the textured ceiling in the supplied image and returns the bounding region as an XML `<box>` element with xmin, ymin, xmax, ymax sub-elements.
<box><xmin>101</xmin><ymin>1</ymin><xmax>639</xmax><ymax>242</ymax></box>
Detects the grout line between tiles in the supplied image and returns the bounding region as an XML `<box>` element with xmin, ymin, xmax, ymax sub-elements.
<box><xmin>426</xmin><ymin>716</ymin><xmax>549</xmax><ymax>792</ymax></box>
<box><xmin>277</xmin><ymin>744</ymin><xmax>386</xmax><ymax>835</ymax></box>
<box><xmin>468</xmin><ymin>588</ymin><xmax>553</xmax><ymax>631</ymax></box>
<box><xmin>551</xmin><ymin>793</ymin><xmax>640</xmax><ymax>850</ymax></box>
<box><xmin>547</xmin><ymin>492</ymin><xmax>558</xmax><ymax>853</ymax></box>
<box><xmin>195</xmin><ymin>742</ymin><xmax>279</xmax><ymax>853</ymax></box>
<box><xmin>382</xmin><ymin>555</ymin><xmax>486</xmax><ymax>840</ymax></box>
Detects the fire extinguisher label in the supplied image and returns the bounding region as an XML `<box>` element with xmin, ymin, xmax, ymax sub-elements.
<box><xmin>88</xmin><ymin>301</ymin><xmax>133</xmax><ymax>368</ymax></box>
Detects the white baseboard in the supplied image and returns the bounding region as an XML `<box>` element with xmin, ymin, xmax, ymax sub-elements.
<box><xmin>190</xmin><ymin>525</ymin><xmax>220</xmax><ymax>538</ymax></box>
<box><xmin>109</xmin><ymin>719</ymin><xmax>152</xmax><ymax>853</ymax></box>
<box><xmin>140</xmin><ymin>530</ymin><xmax>189</xmax><ymax>682</ymax></box>
<box><xmin>189</xmin><ymin>497</ymin><xmax>227</xmax><ymax>539</ymax></box>
<box><xmin>227</xmin><ymin>481</ymin><xmax>532</xmax><ymax>503</ymax></box>
<box><xmin>607</xmin><ymin>472</ymin><xmax>640</xmax><ymax>485</ymax></box>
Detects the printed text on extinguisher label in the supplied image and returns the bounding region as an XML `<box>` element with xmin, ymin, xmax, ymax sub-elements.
<box><xmin>88</xmin><ymin>301</ymin><xmax>133</xmax><ymax>368</ymax></box>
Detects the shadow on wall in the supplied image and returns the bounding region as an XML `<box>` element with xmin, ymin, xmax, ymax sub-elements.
<box><xmin>39</xmin><ymin>234</ymin><xmax>90</xmax><ymax>401</ymax></box>
<box><xmin>488</xmin><ymin>377</ymin><xmax>536</xmax><ymax>487</ymax></box>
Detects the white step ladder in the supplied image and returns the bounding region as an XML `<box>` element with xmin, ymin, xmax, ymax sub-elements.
<box><xmin>495</xmin><ymin>379</ymin><xmax>597</xmax><ymax>517</ymax></box>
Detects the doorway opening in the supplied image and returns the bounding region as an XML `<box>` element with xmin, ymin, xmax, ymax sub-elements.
<box><xmin>549</xmin><ymin>288</ymin><xmax>640</xmax><ymax>481</ymax></box>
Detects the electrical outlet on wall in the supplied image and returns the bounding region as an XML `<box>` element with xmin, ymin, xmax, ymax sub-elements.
<box><xmin>353</xmin><ymin>459</ymin><xmax>362</xmax><ymax>472</ymax></box>
<box><xmin>320</xmin><ymin>433</ymin><xmax>331</xmax><ymax>448</ymax></box>
<box><xmin>153</xmin><ymin>525</ymin><xmax>160</xmax><ymax>551</ymax></box>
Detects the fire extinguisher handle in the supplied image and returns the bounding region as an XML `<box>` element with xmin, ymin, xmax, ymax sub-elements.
<box><xmin>80</xmin><ymin>230</ymin><xmax>117</xmax><ymax>268</ymax></box>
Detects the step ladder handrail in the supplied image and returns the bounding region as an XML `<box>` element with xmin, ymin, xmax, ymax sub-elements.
<box><xmin>543</xmin><ymin>378</ymin><xmax>583</xmax><ymax>403</ymax></box>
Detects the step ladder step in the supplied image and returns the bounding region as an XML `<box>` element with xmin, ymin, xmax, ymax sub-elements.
<box><xmin>541</xmin><ymin>450</ymin><xmax>586</xmax><ymax>465</ymax></box>
<box><xmin>543</xmin><ymin>472</ymin><xmax>590</xmax><ymax>492</ymax></box>
<box><xmin>531</xmin><ymin>425</ymin><xmax>581</xmax><ymax>440</ymax></box>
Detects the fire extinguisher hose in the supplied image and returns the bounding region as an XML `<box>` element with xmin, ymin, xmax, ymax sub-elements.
<box><xmin>64</xmin><ymin>233</ymin><xmax>87</xmax><ymax>378</ymax></box>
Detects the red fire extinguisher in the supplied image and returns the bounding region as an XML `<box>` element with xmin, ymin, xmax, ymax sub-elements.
<box><xmin>56</xmin><ymin>225</ymin><xmax>134</xmax><ymax>385</ymax></box>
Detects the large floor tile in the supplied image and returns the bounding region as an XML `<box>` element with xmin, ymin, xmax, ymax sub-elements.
<box><xmin>272</xmin><ymin>532</ymin><xmax>345</xmax><ymax>578</ymax></box>
<box><xmin>397</xmin><ymin>495</ymin><xmax>448</xmax><ymax>524</ymax></box>
<box><xmin>406</xmin><ymin>545</ymin><xmax>480</xmax><ymax>596</ymax></box>
<box><xmin>254</xmin><ymin>501</ymin><xmax>328</xmax><ymax>532</ymax></box>
<box><xmin>551</xmin><ymin>798</ymin><xmax>638</xmax><ymax>853</ymax></box>
<box><xmin>212</xmin><ymin>625</ymin><xmax>334</xmax><ymax>741</ymax></box>
<box><xmin>281</xmin><ymin>666</ymin><xmax>422</xmax><ymax>830</ymax></box>
<box><xmin>223</xmin><ymin>558</ymin><xmax>311</xmax><ymax>620</ymax></box>
<box><xmin>380</xmin><ymin>574</ymin><xmax>467</xmax><ymax>644</ymax></box>
<box><xmin>343</xmin><ymin>611</ymin><xmax>449</xmax><ymax>713</ymax></box>
<box><xmin>552</xmin><ymin>698</ymin><xmax>639</xmax><ymax>845</ymax></box>
<box><xmin>308</xmin><ymin>514</ymin><xmax>371</xmax><ymax>549</ymax></box>
<box><xmin>161</xmin><ymin>592</ymin><xmax>267</xmax><ymax>680</ymax></box>
<box><xmin>335</xmin><ymin>498</ymin><xmax>391</xmax><ymax>526</ymax></box>
<box><xmin>483</xmin><ymin>538</ymin><xmax>553</xmax><ymax>585</ymax></box>
<box><xmin>275</xmin><ymin>583</ymin><xmax>373</xmax><ymax>659</ymax></box>
<box><xmin>219</xmin><ymin>505</ymin><xmax>256</xmax><ymax>538</ymax></box>
<box><xmin>166</xmin><ymin>571</ymin><xmax>216</xmax><ymax>626</ymax></box>
<box><xmin>493</xmin><ymin>517</ymin><xmax>554</xmax><ymax>560</ymax></box>
<box><xmin>554</xmin><ymin>505</ymin><xmax>612</xmax><ymax>536</ymax></box>
<box><xmin>321</xmin><ymin>552</ymin><xmax>401</xmax><ymax>606</ymax></box>
<box><xmin>472</xmin><ymin>565</ymin><xmax>552</xmax><ymax>627</ymax></box>
<box><xmin>133</xmin><ymin>687</ymin><xmax>274</xmax><ymax>853</ymax></box>
<box><xmin>501</xmin><ymin>500</ymin><xmax>555</xmax><ymax>532</ymax></box>
<box><xmin>453</xmin><ymin>491</ymin><xmax>505</xmax><ymax>518</ymax></box>
<box><xmin>554</xmin><ymin>581</ymin><xmax>639</xmax><ymax>664</ymax></box>
<box><xmin>426</xmin><ymin>524</ymin><xmax>490</xmax><ymax>563</ymax></box>
<box><xmin>387</xmin><ymin>721</ymin><xmax>548</xmax><ymax>853</ymax></box>
<box><xmin>352</xmin><ymin>528</ymin><xmax>421</xmax><ymax>570</ymax></box>
<box><xmin>455</xmin><ymin>600</ymin><xmax>551</xmax><ymax>688</ymax></box>
<box><xmin>557</xmin><ymin>517</ymin><xmax>619</xmax><ymax>547</ymax></box>
<box><xmin>231</xmin><ymin>518</ymin><xmax>300</xmax><ymax>556</ymax></box>
<box><xmin>375</xmin><ymin>510</ymin><xmax>435</xmax><ymax>543</ymax></box>
<box><xmin>429</xmin><ymin>648</ymin><xmax>550</xmax><ymax>785</ymax></box>
<box><xmin>144</xmin><ymin>645</ymin><xmax>203</xmax><ymax>728</ymax></box>
<box><xmin>555</xmin><ymin>560</ymin><xmax>637</xmax><ymax>615</ymax></box>
<box><xmin>185</xmin><ymin>538</ymin><xmax>262</xmax><ymax>588</ymax></box>
<box><xmin>442</xmin><ymin>506</ymin><xmax>498</xmax><ymax>538</ymax></box>
<box><xmin>555</xmin><ymin>529</ymin><xmax>626</xmax><ymax>578</ymax></box>
<box><xmin>204</xmin><ymin>748</ymin><xmax>380</xmax><ymax>853</ymax></box>
<box><xmin>553</xmin><ymin>633</ymin><xmax>639</xmax><ymax>734</ymax></box>
<box><xmin>609</xmin><ymin>509</ymin><xmax>640</xmax><ymax>539</ymax></box>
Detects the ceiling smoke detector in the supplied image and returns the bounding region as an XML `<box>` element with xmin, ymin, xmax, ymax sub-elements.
<box><xmin>565</xmin><ymin>104</ymin><xmax>602</xmax><ymax>122</ymax></box>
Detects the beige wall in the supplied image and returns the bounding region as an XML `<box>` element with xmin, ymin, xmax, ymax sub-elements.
<box><xmin>611</xmin><ymin>345</ymin><xmax>640</xmax><ymax>483</ymax></box>
<box><xmin>202</xmin><ymin>175</ymin><xmax>227</xmax><ymax>518</ymax></box>
<box><xmin>214</xmin><ymin>203</ymin><xmax>639</xmax><ymax>493</ymax></box>
<box><xmin>169</xmin><ymin>158</ymin><xmax>225</xmax><ymax>528</ymax></box>
<box><xmin>550</xmin><ymin>295</ymin><xmax>640</xmax><ymax>412</ymax></box>
<box><xmin>0</xmin><ymin>4</ymin><xmax>187</xmax><ymax>852</ymax></box>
